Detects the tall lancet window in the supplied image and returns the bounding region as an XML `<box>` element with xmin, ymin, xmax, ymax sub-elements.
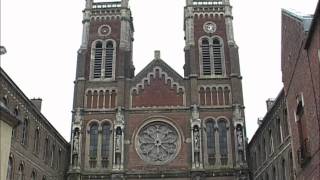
<box><xmin>201</xmin><ymin>38</ymin><xmax>211</xmax><ymax>75</ymax></box>
<box><xmin>218</xmin><ymin>119</ymin><xmax>228</xmax><ymax>165</ymax></box>
<box><xmin>101</xmin><ymin>123</ymin><xmax>111</xmax><ymax>168</ymax></box>
<box><xmin>206</xmin><ymin>119</ymin><xmax>215</xmax><ymax>165</ymax></box>
<box><xmin>93</xmin><ymin>41</ymin><xmax>103</xmax><ymax>78</ymax></box>
<box><xmin>105</xmin><ymin>41</ymin><xmax>114</xmax><ymax>78</ymax></box>
<box><xmin>89</xmin><ymin>124</ymin><xmax>98</xmax><ymax>158</ymax></box>
<box><xmin>212</xmin><ymin>38</ymin><xmax>223</xmax><ymax>75</ymax></box>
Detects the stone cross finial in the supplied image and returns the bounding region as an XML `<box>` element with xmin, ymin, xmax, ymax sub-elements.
<box><xmin>154</xmin><ymin>50</ymin><xmax>161</xmax><ymax>59</ymax></box>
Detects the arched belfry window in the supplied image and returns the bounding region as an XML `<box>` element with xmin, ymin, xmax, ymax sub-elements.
<box><xmin>105</xmin><ymin>41</ymin><xmax>114</xmax><ymax>78</ymax></box>
<box><xmin>218</xmin><ymin>119</ymin><xmax>228</xmax><ymax>165</ymax></box>
<box><xmin>91</xmin><ymin>40</ymin><xmax>116</xmax><ymax>80</ymax></box>
<box><xmin>206</xmin><ymin>119</ymin><xmax>215</xmax><ymax>165</ymax></box>
<box><xmin>93</xmin><ymin>41</ymin><xmax>103</xmax><ymax>78</ymax></box>
<box><xmin>200</xmin><ymin>36</ymin><xmax>225</xmax><ymax>77</ymax></box>
<box><xmin>101</xmin><ymin>123</ymin><xmax>111</xmax><ymax>168</ymax></box>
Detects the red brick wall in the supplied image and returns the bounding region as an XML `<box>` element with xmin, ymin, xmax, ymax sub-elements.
<box><xmin>132</xmin><ymin>74</ymin><xmax>184</xmax><ymax>107</ymax></box>
<box><xmin>281</xmin><ymin>12</ymin><xmax>320</xmax><ymax>180</ymax></box>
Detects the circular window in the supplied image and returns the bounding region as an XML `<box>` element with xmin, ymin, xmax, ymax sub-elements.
<box><xmin>98</xmin><ymin>25</ymin><xmax>111</xmax><ymax>36</ymax></box>
<box><xmin>136</xmin><ymin>120</ymin><xmax>180</xmax><ymax>165</ymax></box>
<box><xmin>203</xmin><ymin>21</ymin><xmax>217</xmax><ymax>33</ymax></box>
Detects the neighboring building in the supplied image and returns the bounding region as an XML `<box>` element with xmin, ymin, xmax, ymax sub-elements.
<box><xmin>247</xmin><ymin>90</ymin><xmax>293</xmax><ymax>180</ymax></box>
<box><xmin>68</xmin><ymin>0</ymin><xmax>248</xmax><ymax>179</ymax></box>
<box><xmin>281</xmin><ymin>2</ymin><xmax>320</xmax><ymax>180</ymax></box>
<box><xmin>0</xmin><ymin>68</ymin><xmax>70</xmax><ymax>180</ymax></box>
<box><xmin>247</xmin><ymin>2</ymin><xmax>320</xmax><ymax>180</ymax></box>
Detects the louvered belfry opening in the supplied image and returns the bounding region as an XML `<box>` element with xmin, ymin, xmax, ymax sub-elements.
<box><xmin>212</xmin><ymin>38</ymin><xmax>222</xmax><ymax>75</ymax></box>
<box><xmin>105</xmin><ymin>41</ymin><xmax>114</xmax><ymax>78</ymax></box>
<box><xmin>202</xmin><ymin>38</ymin><xmax>211</xmax><ymax>75</ymax></box>
<box><xmin>93</xmin><ymin>42</ymin><xmax>103</xmax><ymax>78</ymax></box>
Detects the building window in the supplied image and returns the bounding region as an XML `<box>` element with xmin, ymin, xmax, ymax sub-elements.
<box><xmin>269</xmin><ymin>129</ymin><xmax>274</xmax><ymax>154</ymax></box>
<box><xmin>91</xmin><ymin>40</ymin><xmax>116</xmax><ymax>79</ymax></box>
<box><xmin>206</xmin><ymin>119</ymin><xmax>215</xmax><ymax>165</ymax></box>
<box><xmin>277</xmin><ymin>117</ymin><xmax>284</xmax><ymax>144</ymax></box>
<box><xmin>262</xmin><ymin>138</ymin><xmax>266</xmax><ymax>161</ymax></box>
<box><xmin>212</xmin><ymin>38</ymin><xmax>223</xmax><ymax>75</ymax></box>
<box><xmin>31</xmin><ymin>171</ymin><xmax>36</xmax><ymax>180</ymax></box>
<box><xmin>272</xmin><ymin>166</ymin><xmax>277</xmax><ymax>180</ymax></box>
<box><xmin>281</xmin><ymin>159</ymin><xmax>286</xmax><ymax>180</ymax></box>
<box><xmin>6</xmin><ymin>156</ymin><xmax>13</xmax><ymax>180</ymax></box>
<box><xmin>200</xmin><ymin>36</ymin><xmax>225</xmax><ymax>77</ymax></box>
<box><xmin>283</xmin><ymin>105</ymin><xmax>289</xmax><ymax>137</ymax></box>
<box><xmin>51</xmin><ymin>144</ymin><xmax>55</xmax><ymax>167</ymax></box>
<box><xmin>105</xmin><ymin>41</ymin><xmax>114</xmax><ymax>78</ymax></box>
<box><xmin>57</xmin><ymin>149</ymin><xmax>62</xmax><ymax>170</ymax></box>
<box><xmin>33</xmin><ymin>128</ymin><xmax>40</xmax><ymax>153</ymax></box>
<box><xmin>289</xmin><ymin>152</ymin><xmax>294</xmax><ymax>180</ymax></box>
<box><xmin>218</xmin><ymin>119</ymin><xmax>228</xmax><ymax>165</ymax></box>
<box><xmin>44</xmin><ymin>138</ymin><xmax>49</xmax><ymax>162</ymax></box>
<box><xmin>89</xmin><ymin>123</ymin><xmax>98</xmax><ymax>168</ymax></box>
<box><xmin>201</xmin><ymin>38</ymin><xmax>211</xmax><ymax>75</ymax></box>
<box><xmin>2</xmin><ymin>96</ymin><xmax>8</xmax><ymax>106</ymax></box>
<box><xmin>93</xmin><ymin>41</ymin><xmax>103</xmax><ymax>78</ymax></box>
<box><xmin>101</xmin><ymin>123</ymin><xmax>111</xmax><ymax>168</ymax></box>
<box><xmin>17</xmin><ymin>163</ymin><xmax>24</xmax><ymax>180</ymax></box>
<box><xmin>21</xmin><ymin>118</ymin><xmax>28</xmax><ymax>145</ymax></box>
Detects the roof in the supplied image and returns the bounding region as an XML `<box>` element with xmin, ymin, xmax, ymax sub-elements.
<box><xmin>0</xmin><ymin>67</ymin><xmax>69</xmax><ymax>146</ymax></box>
<box><xmin>282</xmin><ymin>8</ymin><xmax>313</xmax><ymax>32</ymax></box>
<box><xmin>305</xmin><ymin>0</ymin><xmax>320</xmax><ymax>48</ymax></box>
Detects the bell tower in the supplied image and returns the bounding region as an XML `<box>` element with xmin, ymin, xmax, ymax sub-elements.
<box><xmin>184</xmin><ymin>0</ymin><xmax>248</xmax><ymax>177</ymax></box>
<box><xmin>184</xmin><ymin>0</ymin><xmax>237</xmax><ymax>78</ymax></box>
<box><xmin>68</xmin><ymin>1</ymin><xmax>134</xmax><ymax>179</ymax></box>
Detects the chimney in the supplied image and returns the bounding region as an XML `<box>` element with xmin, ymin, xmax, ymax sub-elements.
<box><xmin>31</xmin><ymin>98</ymin><xmax>42</xmax><ymax>111</ymax></box>
<box><xmin>266</xmin><ymin>98</ymin><xmax>275</xmax><ymax>111</ymax></box>
<box><xmin>257</xmin><ymin>118</ymin><xmax>263</xmax><ymax>126</ymax></box>
<box><xmin>154</xmin><ymin>50</ymin><xmax>161</xmax><ymax>60</ymax></box>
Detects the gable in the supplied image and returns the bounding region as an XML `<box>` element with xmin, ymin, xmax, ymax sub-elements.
<box><xmin>130</xmin><ymin>65</ymin><xmax>186</xmax><ymax>108</ymax></box>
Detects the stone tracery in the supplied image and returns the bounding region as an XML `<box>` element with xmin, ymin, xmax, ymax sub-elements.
<box><xmin>137</xmin><ymin>121</ymin><xmax>180</xmax><ymax>165</ymax></box>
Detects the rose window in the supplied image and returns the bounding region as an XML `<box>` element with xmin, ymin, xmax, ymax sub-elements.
<box><xmin>136</xmin><ymin>121</ymin><xmax>180</xmax><ymax>165</ymax></box>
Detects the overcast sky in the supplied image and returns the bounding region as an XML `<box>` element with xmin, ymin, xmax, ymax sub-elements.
<box><xmin>1</xmin><ymin>0</ymin><xmax>318</xmax><ymax>141</ymax></box>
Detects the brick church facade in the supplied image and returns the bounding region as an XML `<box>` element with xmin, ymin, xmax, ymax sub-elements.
<box><xmin>67</xmin><ymin>0</ymin><xmax>248</xmax><ymax>179</ymax></box>
<box><xmin>3</xmin><ymin>1</ymin><xmax>318</xmax><ymax>180</ymax></box>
